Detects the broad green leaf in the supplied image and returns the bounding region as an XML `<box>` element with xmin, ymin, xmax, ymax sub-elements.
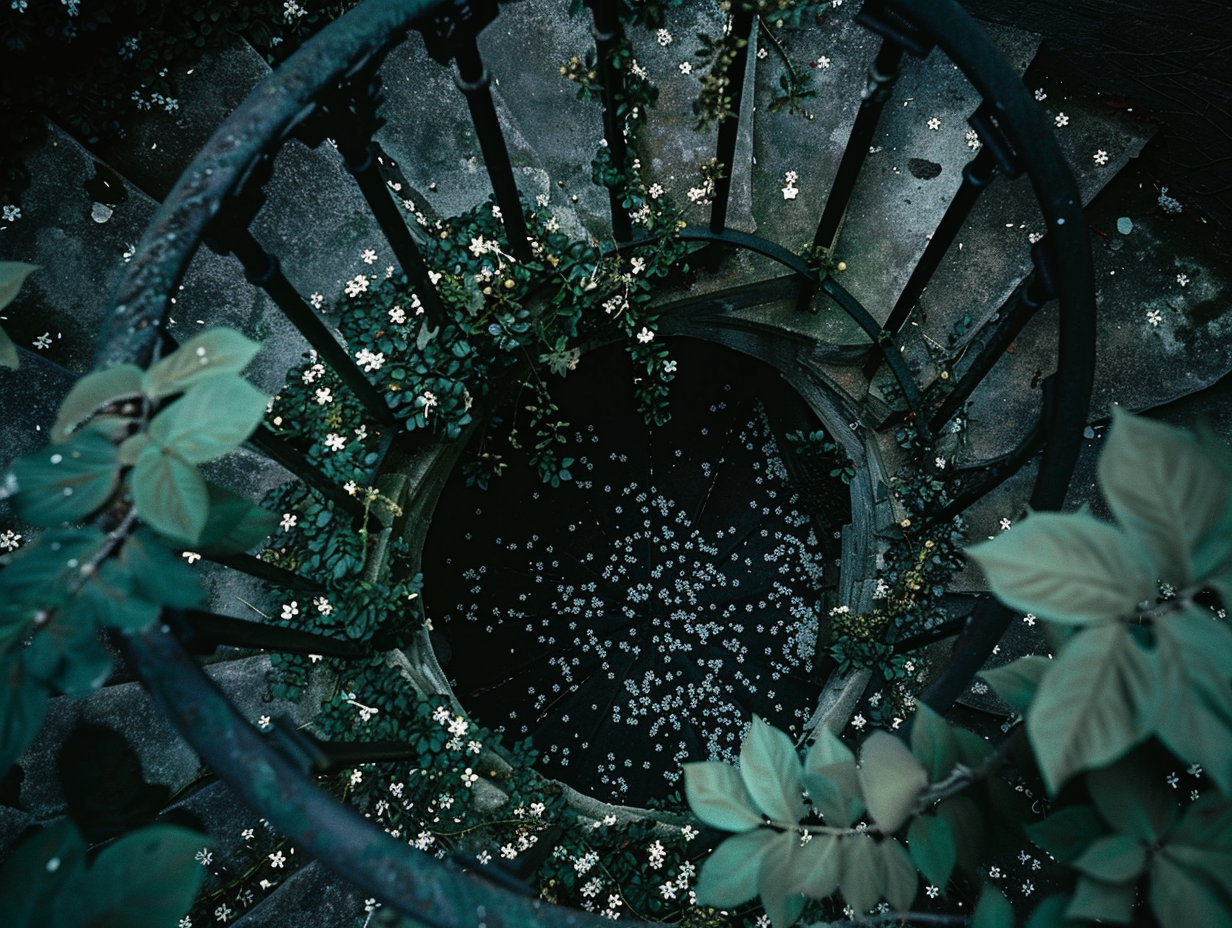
<box><xmin>1072</xmin><ymin>834</ymin><xmax>1147</xmax><ymax>883</ymax></box>
<box><xmin>1026</xmin><ymin>805</ymin><xmax>1108</xmax><ymax>864</ymax></box>
<box><xmin>1154</xmin><ymin>611</ymin><xmax>1232</xmax><ymax>793</ymax></box>
<box><xmin>837</xmin><ymin>834</ymin><xmax>881</xmax><ymax>914</ymax></box>
<box><xmin>118</xmin><ymin>432</ymin><xmax>151</xmax><ymax>466</ymax></box>
<box><xmin>0</xmin><ymin>528</ymin><xmax>99</xmax><ymax>611</ymax></box>
<box><xmin>0</xmin><ymin>325</ymin><xmax>17</xmax><ymax>370</ymax></box>
<box><xmin>1088</xmin><ymin>752</ymin><xmax>1177</xmax><ymax>842</ymax></box>
<box><xmin>981</xmin><ymin>656</ymin><xmax>1051</xmax><ymax>715</ymax></box>
<box><xmin>756</xmin><ymin>830</ymin><xmax>807</xmax><ymax>928</ymax></box>
<box><xmin>144</xmin><ymin>328</ymin><xmax>260</xmax><ymax>398</ymax></box>
<box><xmin>131</xmin><ymin>446</ymin><xmax>209</xmax><ymax>545</ymax></box>
<box><xmin>909</xmin><ymin>701</ymin><xmax>959</xmax><ymax>781</ymax></box>
<box><xmin>0</xmin><ymin>261</ymin><xmax>38</xmax><ymax>311</ymax></box>
<box><xmin>119</xmin><ymin>529</ymin><xmax>202</xmax><ymax>610</ymax></box>
<box><xmin>22</xmin><ymin>614</ymin><xmax>114</xmax><ymax>694</ymax></box>
<box><xmin>952</xmin><ymin>726</ymin><xmax>994</xmax><ymax>768</ymax></box>
<box><xmin>966</xmin><ymin>512</ymin><xmax>1155</xmax><ymax>625</ymax></box>
<box><xmin>1098</xmin><ymin>408</ymin><xmax>1231</xmax><ymax>586</ymax></box>
<box><xmin>73</xmin><ymin>560</ymin><xmax>163</xmax><ymax>633</ymax></box>
<box><xmin>1067</xmin><ymin>876</ymin><xmax>1136</xmax><ymax>924</ymax></box>
<box><xmin>11</xmin><ymin>431</ymin><xmax>120</xmax><ymax>526</ymax></box>
<box><xmin>1157</xmin><ymin>844</ymin><xmax>1232</xmax><ymax>904</ymax></box>
<box><xmin>1150</xmin><ymin>851</ymin><xmax>1232</xmax><ymax>928</ymax></box>
<box><xmin>740</xmin><ymin>715</ymin><xmax>805</xmax><ymax>823</ymax></box>
<box><xmin>0</xmin><ymin>653</ymin><xmax>50</xmax><ymax>772</ymax></box>
<box><xmin>803</xmin><ymin>727</ymin><xmax>863</xmax><ymax>827</ymax></box>
<box><xmin>1027</xmin><ymin>623</ymin><xmax>1156</xmax><ymax>794</ymax></box>
<box><xmin>908</xmin><ymin>813</ymin><xmax>956</xmax><ymax>889</ymax></box>
<box><xmin>197</xmin><ymin>484</ymin><xmax>279</xmax><ymax>555</ymax></box>
<box><xmin>694</xmin><ymin>827</ymin><xmax>777</xmax><ymax>907</ymax></box>
<box><xmin>879</xmin><ymin>837</ymin><xmax>918</xmax><ymax>912</ymax></box>
<box><xmin>973</xmin><ymin>885</ymin><xmax>1014</xmax><ymax>928</ymax></box>
<box><xmin>935</xmin><ymin>795</ymin><xmax>983</xmax><ymax>873</ymax></box>
<box><xmin>146</xmin><ymin>376</ymin><xmax>267</xmax><ymax>464</ymax></box>
<box><xmin>684</xmin><ymin>760</ymin><xmax>764</xmax><ymax>832</ymax></box>
<box><xmin>52</xmin><ymin>365</ymin><xmax>144</xmax><ymax>443</ymax></box>
<box><xmin>1172</xmin><ymin>792</ymin><xmax>1232</xmax><ymax>847</ymax></box>
<box><xmin>68</xmin><ymin>824</ymin><xmax>207</xmax><ymax>928</ymax></box>
<box><xmin>1025</xmin><ymin>894</ymin><xmax>1074</xmax><ymax>928</ymax></box>
<box><xmin>857</xmin><ymin>731</ymin><xmax>928</xmax><ymax>834</ymax></box>
<box><xmin>0</xmin><ymin>819</ymin><xmax>87</xmax><ymax>925</ymax></box>
<box><xmin>790</xmin><ymin>833</ymin><xmax>840</xmax><ymax>899</ymax></box>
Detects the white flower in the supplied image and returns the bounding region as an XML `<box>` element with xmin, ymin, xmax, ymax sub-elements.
<box><xmin>182</xmin><ymin>551</ymin><xmax>201</xmax><ymax>564</ymax></box>
<box><xmin>926</xmin><ymin>117</ymin><xmax>941</xmax><ymax>131</ymax></box>
<box><xmin>1188</xmin><ymin>763</ymin><xmax>1203</xmax><ymax>777</ymax></box>
<box><xmin>33</xmin><ymin>333</ymin><xmax>52</xmax><ymax>350</ymax></box>
<box><xmin>1034</xmin><ymin>88</ymin><xmax>1047</xmax><ymax>101</ymax></box>
<box><xmin>418</xmin><ymin>391</ymin><xmax>438</xmax><ymax>416</ymax></box>
<box><xmin>180</xmin><ymin>918</ymin><xmax>193</xmax><ymax>928</ymax></box>
<box><xmin>268</xmin><ymin>851</ymin><xmax>286</xmax><ymax>868</ymax></box>
<box><xmin>314</xmin><ymin>596</ymin><xmax>333</xmax><ymax>615</ymax></box>
<box><xmin>681</xmin><ymin>825</ymin><xmax>698</xmax><ymax>840</ymax></box>
<box><xmin>1055</xmin><ymin>113</ymin><xmax>1069</xmax><ymax>127</ymax></box>
<box><xmin>679</xmin><ymin>62</ymin><xmax>692</xmax><ymax>75</ymax></box>
<box><xmin>0</xmin><ymin>530</ymin><xmax>23</xmax><ymax>551</ymax></box>
<box><xmin>851</xmin><ymin>714</ymin><xmax>867</xmax><ymax>730</ymax></box>
<box><xmin>280</xmin><ymin>513</ymin><xmax>297</xmax><ymax>531</ymax></box>
<box><xmin>361</xmin><ymin>248</ymin><xmax>377</xmax><ymax>264</ymax></box>
<box><xmin>663</xmin><ymin>359</ymin><xmax>677</xmax><ymax>374</ymax></box>
<box><xmin>196</xmin><ymin>848</ymin><xmax>213</xmax><ymax>866</ymax></box>
<box><xmin>1022</xmin><ymin>881</ymin><xmax>1034</xmax><ymax>896</ymax></box>
<box><xmin>355</xmin><ymin>348</ymin><xmax>385</xmax><ymax>372</ymax></box>
<box><xmin>1</xmin><ymin>205</ymin><xmax>20</xmax><ymax>222</ymax></box>
<box><xmin>782</xmin><ymin>184</ymin><xmax>799</xmax><ymax>200</ymax></box>
<box><xmin>389</xmin><ymin>306</ymin><xmax>407</xmax><ymax>324</ymax></box>
<box><xmin>258</xmin><ymin>715</ymin><xmax>271</xmax><ymax>728</ymax></box>
<box><xmin>1093</xmin><ymin>149</ymin><xmax>1109</xmax><ymax>166</ymax></box>
<box><xmin>281</xmin><ymin>601</ymin><xmax>299</xmax><ymax>619</ymax></box>
<box><xmin>1147</xmin><ymin>308</ymin><xmax>1163</xmax><ymax>326</ymax></box>
<box><xmin>469</xmin><ymin>236</ymin><xmax>490</xmax><ymax>257</ymax></box>
<box><xmin>242</xmin><ymin>828</ymin><xmax>255</xmax><ymax>841</ymax></box>
<box><xmin>1167</xmin><ymin>772</ymin><xmax>1179</xmax><ymax>788</ymax></box>
<box><xmin>636</xmin><ymin>327</ymin><xmax>655</xmax><ymax>344</ymax></box>
<box><xmin>656</xmin><ymin>29</ymin><xmax>672</xmax><ymax>46</ymax></box>
<box><xmin>214</xmin><ymin>905</ymin><xmax>231</xmax><ymax>922</ymax></box>
<box><xmin>500</xmin><ymin>844</ymin><xmax>517</xmax><ymax>859</ymax></box>
<box><xmin>350</xmin><ymin>769</ymin><xmax>363</xmax><ymax>786</ymax></box>
<box><xmin>817</xmin><ymin>56</ymin><xmax>830</xmax><ymax>68</ymax></box>
<box><xmin>324</xmin><ymin>433</ymin><xmax>347</xmax><ymax>452</ymax></box>
<box><xmin>659</xmin><ymin>882</ymin><xmax>676</xmax><ymax>900</ymax></box>
<box><xmin>1023</xmin><ymin>614</ymin><xmax>1036</xmax><ymax>626</ymax></box>
<box><xmin>314</xmin><ymin>387</ymin><xmax>333</xmax><ymax>405</ymax></box>
<box><xmin>1177</xmin><ymin>273</ymin><xmax>1189</xmax><ymax>287</ymax></box>
<box><xmin>462</xmin><ymin>768</ymin><xmax>479</xmax><ymax>787</ymax></box>
<box><xmin>448</xmin><ymin>716</ymin><xmax>469</xmax><ymax>737</ymax></box>
<box><xmin>934</xmin><ymin>456</ymin><xmax>946</xmax><ymax>469</ymax></box>
<box><xmin>648</xmin><ymin>840</ymin><xmax>666</xmax><ymax>869</ymax></box>
<box><xmin>966</xmin><ymin>129</ymin><xmax>982</xmax><ymax>150</ymax></box>
<box><xmin>1000</xmin><ymin>517</ymin><xmax>1012</xmax><ymax>531</ymax></box>
<box><xmin>344</xmin><ymin>274</ymin><xmax>370</xmax><ymax>297</ymax></box>
<box><xmin>630</xmin><ymin>59</ymin><xmax>647</xmax><ymax>79</ymax></box>
<box><xmin>629</xmin><ymin>256</ymin><xmax>646</xmax><ymax>275</ymax></box>
<box><xmin>648</xmin><ymin>183</ymin><xmax>664</xmax><ymax>199</ymax></box>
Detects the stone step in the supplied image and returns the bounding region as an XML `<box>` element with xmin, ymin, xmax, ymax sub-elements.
<box><xmin>229</xmin><ymin>860</ymin><xmax>367</xmax><ymax>928</ymax></box>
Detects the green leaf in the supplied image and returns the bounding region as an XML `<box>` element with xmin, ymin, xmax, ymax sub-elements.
<box><xmin>935</xmin><ymin>795</ymin><xmax>983</xmax><ymax>873</ymax></box>
<box><xmin>11</xmin><ymin>431</ymin><xmax>120</xmax><ymax>526</ymax></box>
<box><xmin>1025</xmin><ymin>894</ymin><xmax>1074</xmax><ymax>928</ymax></box>
<box><xmin>684</xmin><ymin>760</ymin><xmax>764</xmax><ymax>832</ymax></box>
<box><xmin>1172</xmin><ymin>792</ymin><xmax>1232</xmax><ymax>847</ymax></box>
<box><xmin>1067</xmin><ymin>876</ymin><xmax>1136</xmax><ymax>924</ymax></box>
<box><xmin>69</xmin><ymin>824</ymin><xmax>207</xmax><ymax>928</ymax></box>
<box><xmin>909</xmin><ymin>701</ymin><xmax>959</xmax><ymax>781</ymax></box>
<box><xmin>197</xmin><ymin>484</ymin><xmax>278</xmax><ymax>555</ymax></box>
<box><xmin>966</xmin><ymin>512</ymin><xmax>1156</xmax><ymax>625</ymax></box>
<box><xmin>741</xmin><ymin>715</ymin><xmax>805</xmax><ymax>823</ymax></box>
<box><xmin>1150</xmin><ymin>850</ymin><xmax>1232</xmax><ymax>928</ymax></box>
<box><xmin>51</xmin><ymin>365</ymin><xmax>144</xmax><ymax>443</ymax></box>
<box><xmin>24</xmin><ymin>615</ymin><xmax>114</xmax><ymax>694</ymax></box>
<box><xmin>756</xmin><ymin>830</ymin><xmax>808</xmax><ymax>928</ymax></box>
<box><xmin>694</xmin><ymin>827</ymin><xmax>776</xmax><ymax>907</ymax></box>
<box><xmin>0</xmin><ymin>529</ymin><xmax>99</xmax><ymax>612</ymax></box>
<box><xmin>73</xmin><ymin>560</ymin><xmax>162</xmax><ymax>634</ymax></box>
<box><xmin>146</xmin><ymin>376</ymin><xmax>267</xmax><ymax>464</ymax></box>
<box><xmin>803</xmin><ymin>727</ymin><xmax>863</xmax><ymax>827</ymax></box>
<box><xmin>973</xmin><ymin>885</ymin><xmax>1014</xmax><ymax>928</ymax></box>
<box><xmin>0</xmin><ymin>261</ymin><xmax>38</xmax><ymax>312</ymax></box>
<box><xmin>879</xmin><ymin>837</ymin><xmax>918</xmax><ymax>912</ymax></box>
<box><xmin>117</xmin><ymin>432</ymin><xmax>151</xmax><ymax>466</ymax></box>
<box><xmin>837</xmin><ymin>834</ymin><xmax>881</xmax><ymax>914</ymax></box>
<box><xmin>0</xmin><ymin>819</ymin><xmax>87</xmax><ymax>926</ymax></box>
<box><xmin>790</xmin><ymin>833</ymin><xmax>840</xmax><ymax>899</ymax></box>
<box><xmin>1027</xmin><ymin>623</ymin><xmax>1157</xmax><ymax>794</ymax></box>
<box><xmin>0</xmin><ymin>325</ymin><xmax>17</xmax><ymax>370</ymax></box>
<box><xmin>1098</xmin><ymin>408</ymin><xmax>1231</xmax><ymax>586</ymax></box>
<box><xmin>908</xmin><ymin>812</ymin><xmax>956</xmax><ymax>889</ymax></box>
<box><xmin>144</xmin><ymin>328</ymin><xmax>260</xmax><ymax>398</ymax></box>
<box><xmin>0</xmin><ymin>654</ymin><xmax>50</xmax><ymax>773</ymax></box>
<box><xmin>857</xmin><ymin>731</ymin><xmax>928</xmax><ymax>834</ymax></box>
<box><xmin>131</xmin><ymin>446</ymin><xmax>209</xmax><ymax>545</ymax></box>
<box><xmin>1072</xmin><ymin>834</ymin><xmax>1147</xmax><ymax>883</ymax></box>
<box><xmin>981</xmin><ymin>656</ymin><xmax>1051</xmax><ymax>715</ymax></box>
<box><xmin>1088</xmin><ymin>751</ymin><xmax>1177</xmax><ymax>842</ymax></box>
<box><xmin>1026</xmin><ymin>805</ymin><xmax>1108</xmax><ymax>864</ymax></box>
<box><xmin>119</xmin><ymin>529</ymin><xmax>202</xmax><ymax>610</ymax></box>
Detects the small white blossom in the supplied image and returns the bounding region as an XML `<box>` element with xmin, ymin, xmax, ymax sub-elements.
<box><xmin>851</xmin><ymin>714</ymin><xmax>867</xmax><ymax>731</ymax></box>
<box><xmin>636</xmin><ymin>327</ymin><xmax>655</xmax><ymax>344</ymax></box>
<box><xmin>1093</xmin><ymin>149</ymin><xmax>1109</xmax><ymax>166</ymax></box>
<box><xmin>1055</xmin><ymin>113</ymin><xmax>1069</xmax><ymax>127</ymax></box>
<box><xmin>1</xmin><ymin>205</ymin><xmax>20</xmax><ymax>222</ymax></box>
<box><xmin>1034</xmin><ymin>88</ymin><xmax>1047</xmax><ymax>101</ymax></box>
<box><xmin>314</xmin><ymin>387</ymin><xmax>333</xmax><ymax>405</ymax></box>
<box><xmin>679</xmin><ymin>62</ymin><xmax>692</xmax><ymax>75</ymax></box>
<box><xmin>195</xmin><ymin>848</ymin><xmax>213</xmax><ymax>866</ymax></box>
<box><xmin>344</xmin><ymin>275</ymin><xmax>370</xmax><ymax>297</ymax></box>
<box><xmin>1177</xmin><ymin>273</ymin><xmax>1189</xmax><ymax>287</ymax></box>
<box><xmin>1147</xmin><ymin>308</ymin><xmax>1163</xmax><ymax>326</ymax></box>
<box><xmin>324</xmin><ymin>433</ymin><xmax>347</xmax><ymax>452</ymax></box>
<box><xmin>0</xmin><ymin>530</ymin><xmax>23</xmax><ymax>551</ymax></box>
<box><xmin>268</xmin><ymin>850</ymin><xmax>286</xmax><ymax>868</ymax></box>
<box><xmin>927</xmin><ymin>117</ymin><xmax>941</xmax><ymax>131</ymax></box>
<box><xmin>389</xmin><ymin>306</ymin><xmax>407</xmax><ymax>324</ymax></box>
<box><xmin>281</xmin><ymin>601</ymin><xmax>299</xmax><ymax>619</ymax></box>
<box><xmin>360</xmin><ymin>248</ymin><xmax>377</xmax><ymax>264</ymax></box>
<box><xmin>656</xmin><ymin>29</ymin><xmax>672</xmax><ymax>46</ymax></box>
<box><xmin>310</xmin><ymin>292</ymin><xmax>324</xmax><ymax>309</ymax></box>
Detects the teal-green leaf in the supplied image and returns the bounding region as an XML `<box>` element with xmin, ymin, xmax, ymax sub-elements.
<box><xmin>1067</xmin><ymin>876</ymin><xmax>1136</xmax><ymax>925</ymax></box>
<box><xmin>0</xmin><ymin>819</ymin><xmax>87</xmax><ymax>926</ymax></box>
<box><xmin>790</xmin><ymin>833</ymin><xmax>840</xmax><ymax>900</ymax></box>
<box><xmin>803</xmin><ymin>726</ymin><xmax>863</xmax><ymax>827</ymax></box>
<box><xmin>837</xmin><ymin>834</ymin><xmax>881</xmax><ymax>915</ymax></box>
<box><xmin>144</xmin><ymin>328</ymin><xmax>261</xmax><ymax>398</ymax></box>
<box><xmin>857</xmin><ymin>731</ymin><xmax>928</xmax><ymax>834</ymax></box>
<box><xmin>0</xmin><ymin>325</ymin><xmax>17</xmax><ymax>370</ymax></box>
<box><xmin>740</xmin><ymin>715</ymin><xmax>806</xmax><ymax>823</ymax></box>
<box><xmin>966</xmin><ymin>512</ymin><xmax>1155</xmax><ymax>625</ymax></box>
<box><xmin>908</xmin><ymin>812</ymin><xmax>956</xmax><ymax>889</ymax></box>
<box><xmin>33</xmin><ymin>614</ymin><xmax>115</xmax><ymax>694</ymax></box>
<box><xmin>909</xmin><ymin>701</ymin><xmax>960</xmax><ymax>781</ymax></box>
<box><xmin>131</xmin><ymin>446</ymin><xmax>209</xmax><ymax>545</ymax></box>
<box><xmin>1171</xmin><ymin>792</ymin><xmax>1232</xmax><ymax>847</ymax></box>
<box><xmin>1150</xmin><ymin>850</ymin><xmax>1232</xmax><ymax>928</ymax></box>
<box><xmin>935</xmin><ymin>795</ymin><xmax>983</xmax><ymax>873</ymax></box>
<box><xmin>981</xmin><ymin>656</ymin><xmax>1051</xmax><ymax>715</ymax></box>
<box><xmin>1072</xmin><ymin>834</ymin><xmax>1147</xmax><ymax>883</ymax></box>
<box><xmin>67</xmin><ymin>824</ymin><xmax>207</xmax><ymax>928</ymax></box>
<box><xmin>197</xmin><ymin>484</ymin><xmax>279</xmax><ymax>555</ymax></box>
<box><xmin>0</xmin><ymin>529</ymin><xmax>99</xmax><ymax>612</ymax></box>
<box><xmin>1027</xmin><ymin>623</ymin><xmax>1157</xmax><ymax>794</ymax></box>
<box><xmin>973</xmin><ymin>885</ymin><xmax>1014</xmax><ymax>928</ymax></box>
<box><xmin>879</xmin><ymin>837</ymin><xmax>918</xmax><ymax>912</ymax></box>
<box><xmin>694</xmin><ymin>827</ymin><xmax>776</xmax><ymax>907</ymax></box>
<box><xmin>146</xmin><ymin>376</ymin><xmax>267</xmax><ymax>464</ymax></box>
<box><xmin>0</xmin><ymin>261</ymin><xmax>38</xmax><ymax>312</ymax></box>
<box><xmin>1088</xmin><ymin>752</ymin><xmax>1178</xmax><ymax>842</ymax></box>
<box><xmin>11</xmin><ymin>431</ymin><xmax>120</xmax><ymax>526</ymax></box>
<box><xmin>1026</xmin><ymin>806</ymin><xmax>1108</xmax><ymax>864</ymax></box>
<box><xmin>75</xmin><ymin>560</ymin><xmax>162</xmax><ymax>634</ymax></box>
<box><xmin>52</xmin><ymin>364</ymin><xmax>144</xmax><ymax>443</ymax></box>
<box><xmin>0</xmin><ymin>654</ymin><xmax>50</xmax><ymax>773</ymax></box>
<box><xmin>1098</xmin><ymin>408</ymin><xmax>1231</xmax><ymax>587</ymax></box>
<box><xmin>119</xmin><ymin>529</ymin><xmax>202</xmax><ymax>610</ymax></box>
<box><xmin>684</xmin><ymin>760</ymin><xmax>764</xmax><ymax>832</ymax></box>
<box><xmin>1024</xmin><ymin>894</ymin><xmax>1074</xmax><ymax>928</ymax></box>
<box><xmin>756</xmin><ymin>829</ymin><xmax>808</xmax><ymax>928</ymax></box>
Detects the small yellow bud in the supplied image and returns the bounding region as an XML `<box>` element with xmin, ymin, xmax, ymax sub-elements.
<box><xmin>836</xmin><ymin>261</ymin><xmax>847</xmax><ymax>271</ymax></box>
<box><xmin>504</xmin><ymin>278</ymin><xmax>515</xmax><ymax>289</ymax></box>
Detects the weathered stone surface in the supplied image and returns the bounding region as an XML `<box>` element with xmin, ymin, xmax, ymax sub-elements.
<box><xmin>229</xmin><ymin>861</ymin><xmax>367</xmax><ymax>928</ymax></box>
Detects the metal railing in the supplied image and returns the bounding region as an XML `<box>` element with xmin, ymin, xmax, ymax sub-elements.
<box><xmin>82</xmin><ymin>0</ymin><xmax>1095</xmax><ymax>921</ymax></box>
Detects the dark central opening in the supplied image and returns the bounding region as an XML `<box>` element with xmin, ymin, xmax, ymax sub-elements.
<box><xmin>424</xmin><ymin>338</ymin><xmax>851</xmax><ymax>805</ymax></box>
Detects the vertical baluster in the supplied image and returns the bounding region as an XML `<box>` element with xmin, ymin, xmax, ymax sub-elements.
<box><xmin>214</xmin><ymin>225</ymin><xmax>397</xmax><ymax>426</ymax></box>
<box><xmin>452</xmin><ymin>37</ymin><xmax>533</xmax><ymax>262</ymax></box>
<box><xmin>588</xmin><ymin>1</ymin><xmax>633</xmax><ymax>243</ymax></box>
<box><xmin>709</xmin><ymin>6</ymin><xmax>755</xmax><ymax>234</ymax></box>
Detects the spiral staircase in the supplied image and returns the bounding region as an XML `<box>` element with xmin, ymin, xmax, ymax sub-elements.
<box><xmin>1</xmin><ymin>0</ymin><xmax>1229</xmax><ymax>924</ymax></box>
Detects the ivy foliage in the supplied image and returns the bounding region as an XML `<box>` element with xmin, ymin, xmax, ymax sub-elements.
<box><xmin>0</xmin><ymin>261</ymin><xmax>37</xmax><ymax>369</ymax></box>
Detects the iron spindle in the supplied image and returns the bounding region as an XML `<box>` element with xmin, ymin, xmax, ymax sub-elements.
<box><xmin>247</xmin><ymin>426</ymin><xmax>372</xmax><ymax>525</ymax></box>
<box><xmin>588</xmin><ymin>1</ymin><xmax>634</xmax><ymax>243</ymax></box>
<box><xmin>709</xmin><ymin>6</ymin><xmax>755</xmax><ymax>235</ymax></box>
<box><xmin>206</xmin><ymin>551</ymin><xmax>326</xmax><ymax>594</ymax></box>
<box><xmin>166</xmin><ymin>609</ymin><xmax>368</xmax><ymax>659</ymax></box>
